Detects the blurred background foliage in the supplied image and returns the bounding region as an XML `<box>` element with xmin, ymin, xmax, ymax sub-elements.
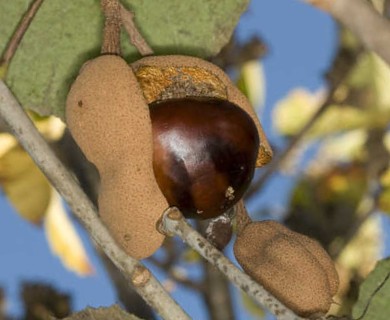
<box><xmin>1</xmin><ymin>0</ymin><xmax>390</xmax><ymax>319</ymax></box>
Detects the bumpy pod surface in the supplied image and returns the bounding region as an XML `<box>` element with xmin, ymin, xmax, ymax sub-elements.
<box><xmin>66</xmin><ymin>55</ymin><xmax>168</xmax><ymax>259</ymax></box>
<box><xmin>234</xmin><ymin>220</ymin><xmax>339</xmax><ymax>318</ymax></box>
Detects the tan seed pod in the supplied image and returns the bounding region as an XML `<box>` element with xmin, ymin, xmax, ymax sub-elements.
<box><xmin>283</xmin><ymin>227</ymin><xmax>339</xmax><ymax>297</ymax></box>
<box><xmin>66</xmin><ymin>55</ymin><xmax>168</xmax><ymax>259</ymax></box>
<box><xmin>131</xmin><ymin>55</ymin><xmax>273</xmax><ymax>167</ymax></box>
<box><xmin>233</xmin><ymin>220</ymin><xmax>339</xmax><ymax>318</ymax></box>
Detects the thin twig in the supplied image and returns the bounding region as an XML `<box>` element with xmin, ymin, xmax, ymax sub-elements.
<box><xmin>100</xmin><ymin>0</ymin><xmax>153</xmax><ymax>56</ymax></box>
<box><xmin>0</xmin><ymin>0</ymin><xmax>44</xmax><ymax>74</ymax></box>
<box><xmin>309</xmin><ymin>0</ymin><xmax>390</xmax><ymax>66</ymax></box>
<box><xmin>235</xmin><ymin>200</ymin><xmax>252</xmax><ymax>234</ymax></box>
<box><xmin>245</xmin><ymin>90</ymin><xmax>336</xmax><ymax>199</ymax></box>
<box><xmin>202</xmin><ymin>260</ymin><xmax>234</xmax><ymax>320</ymax></box>
<box><xmin>194</xmin><ymin>219</ymin><xmax>235</xmax><ymax>320</ymax></box>
<box><xmin>246</xmin><ymin>42</ymin><xmax>361</xmax><ymax>200</ymax></box>
<box><xmin>330</xmin><ymin>186</ymin><xmax>378</xmax><ymax>258</ymax></box>
<box><xmin>0</xmin><ymin>80</ymin><xmax>190</xmax><ymax>320</ymax></box>
<box><xmin>159</xmin><ymin>207</ymin><xmax>319</xmax><ymax>320</ymax></box>
<box><xmin>100</xmin><ymin>0</ymin><xmax>122</xmax><ymax>55</ymax></box>
<box><xmin>168</xmin><ymin>269</ymin><xmax>204</xmax><ymax>292</ymax></box>
<box><xmin>148</xmin><ymin>256</ymin><xmax>204</xmax><ymax>292</ymax></box>
<box><xmin>119</xmin><ymin>4</ymin><xmax>154</xmax><ymax>56</ymax></box>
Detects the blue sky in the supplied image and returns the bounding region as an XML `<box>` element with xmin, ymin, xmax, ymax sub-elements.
<box><xmin>0</xmin><ymin>1</ymin><xmax>339</xmax><ymax>319</ymax></box>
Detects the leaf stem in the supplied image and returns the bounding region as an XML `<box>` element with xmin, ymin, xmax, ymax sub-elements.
<box><xmin>0</xmin><ymin>0</ymin><xmax>44</xmax><ymax>78</ymax></box>
<box><xmin>100</xmin><ymin>0</ymin><xmax>154</xmax><ymax>56</ymax></box>
<box><xmin>100</xmin><ymin>0</ymin><xmax>122</xmax><ymax>55</ymax></box>
<box><xmin>119</xmin><ymin>4</ymin><xmax>154</xmax><ymax>56</ymax></box>
<box><xmin>235</xmin><ymin>200</ymin><xmax>252</xmax><ymax>235</ymax></box>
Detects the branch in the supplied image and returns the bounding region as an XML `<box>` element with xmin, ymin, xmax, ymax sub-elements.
<box><xmin>245</xmin><ymin>88</ymin><xmax>336</xmax><ymax>199</ymax></box>
<box><xmin>309</xmin><ymin>0</ymin><xmax>390</xmax><ymax>66</ymax></box>
<box><xmin>159</xmin><ymin>207</ymin><xmax>322</xmax><ymax>320</ymax></box>
<box><xmin>246</xmin><ymin>41</ymin><xmax>361</xmax><ymax>199</ymax></box>
<box><xmin>202</xmin><ymin>260</ymin><xmax>234</xmax><ymax>320</ymax></box>
<box><xmin>195</xmin><ymin>216</ymin><xmax>235</xmax><ymax>319</ymax></box>
<box><xmin>55</xmin><ymin>133</ymin><xmax>155</xmax><ymax>318</ymax></box>
<box><xmin>100</xmin><ymin>0</ymin><xmax>153</xmax><ymax>56</ymax></box>
<box><xmin>0</xmin><ymin>0</ymin><xmax>44</xmax><ymax>77</ymax></box>
<box><xmin>100</xmin><ymin>0</ymin><xmax>122</xmax><ymax>54</ymax></box>
<box><xmin>119</xmin><ymin>4</ymin><xmax>154</xmax><ymax>56</ymax></box>
<box><xmin>0</xmin><ymin>80</ymin><xmax>190</xmax><ymax>320</ymax></box>
<box><xmin>99</xmin><ymin>253</ymin><xmax>156</xmax><ymax>319</ymax></box>
<box><xmin>148</xmin><ymin>256</ymin><xmax>204</xmax><ymax>292</ymax></box>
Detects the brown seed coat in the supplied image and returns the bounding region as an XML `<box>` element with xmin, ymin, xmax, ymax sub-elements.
<box><xmin>131</xmin><ymin>55</ymin><xmax>273</xmax><ymax>167</ymax></box>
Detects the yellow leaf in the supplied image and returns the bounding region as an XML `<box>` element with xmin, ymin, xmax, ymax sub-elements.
<box><xmin>383</xmin><ymin>132</ymin><xmax>390</xmax><ymax>155</ymax></box>
<box><xmin>273</xmin><ymin>87</ymin><xmax>390</xmax><ymax>139</ymax></box>
<box><xmin>379</xmin><ymin>188</ymin><xmax>390</xmax><ymax>213</ymax></box>
<box><xmin>34</xmin><ymin>115</ymin><xmax>66</xmax><ymax>141</ymax></box>
<box><xmin>379</xmin><ymin>163</ymin><xmax>390</xmax><ymax>187</ymax></box>
<box><xmin>0</xmin><ymin>124</ymin><xmax>91</xmax><ymax>276</ymax></box>
<box><xmin>44</xmin><ymin>190</ymin><xmax>94</xmax><ymax>276</ymax></box>
<box><xmin>273</xmin><ymin>88</ymin><xmax>323</xmax><ymax>136</ymax></box>
<box><xmin>347</xmin><ymin>52</ymin><xmax>390</xmax><ymax>109</ymax></box>
<box><xmin>0</xmin><ymin>129</ymin><xmax>93</xmax><ymax>275</ymax></box>
<box><xmin>0</xmin><ymin>116</ymin><xmax>65</xmax><ymax>224</ymax></box>
<box><xmin>0</xmin><ymin>133</ymin><xmax>17</xmax><ymax>157</ymax></box>
<box><xmin>378</xmin><ymin>163</ymin><xmax>390</xmax><ymax>213</ymax></box>
<box><xmin>182</xmin><ymin>248</ymin><xmax>201</xmax><ymax>263</ymax></box>
<box><xmin>337</xmin><ymin>217</ymin><xmax>382</xmax><ymax>277</ymax></box>
<box><xmin>0</xmin><ymin>143</ymin><xmax>51</xmax><ymax>224</ymax></box>
<box><xmin>237</xmin><ymin>60</ymin><xmax>265</xmax><ymax>112</ymax></box>
<box><xmin>314</xmin><ymin>130</ymin><xmax>366</xmax><ymax>166</ymax></box>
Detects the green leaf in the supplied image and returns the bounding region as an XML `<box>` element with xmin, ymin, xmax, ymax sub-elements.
<box><xmin>347</xmin><ymin>53</ymin><xmax>390</xmax><ymax>109</ymax></box>
<box><xmin>1</xmin><ymin>0</ymin><xmax>249</xmax><ymax>118</ymax></box>
<box><xmin>352</xmin><ymin>258</ymin><xmax>390</xmax><ymax>320</ymax></box>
